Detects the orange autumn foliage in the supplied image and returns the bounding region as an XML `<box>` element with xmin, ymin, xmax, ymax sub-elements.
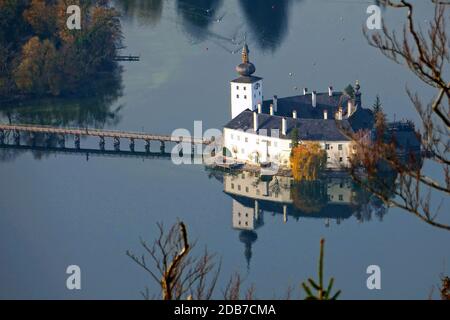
<box><xmin>290</xmin><ymin>142</ymin><xmax>327</xmax><ymax>181</ymax></box>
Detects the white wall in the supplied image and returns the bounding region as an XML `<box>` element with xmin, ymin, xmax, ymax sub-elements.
<box><xmin>230</xmin><ymin>79</ymin><xmax>263</xmax><ymax>119</ymax></box>
<box><xmin>223</xmin><ymin>128</ymin><xmax>353</xmax><ymax>169</ymax></box>
<box><xmin>223</xmin><ymin>128</ymin><xmax>291</xmax><ymax>165</ymax></box>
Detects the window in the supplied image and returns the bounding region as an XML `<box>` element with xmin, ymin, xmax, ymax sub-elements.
<box><xmin>338</xmin><ymin>144</ymin><xmax>343</xmax><ymax>150</ymax></box>
<box><xmin>244</xmin><ymin>95</ymin><xmax>247</xmax><ymax>99</ymax></box>
<box><xmin>254</xmin><ymin>94</ymin><xmax>256</xmax><ymax>98</ymax></box>
<box><xmin>259</xmin><ymin>92</ymin><xmax>261</xmax><ymax>96</ymax></box>
<box><xmin>238</xmin><ymin>212</ymin><xmax>241</xmax><ymax>217</ymax></box>
<box><xmin>339</xmin><ymin>157</ymin><xmax>343</xmax><ymax>162</ymax></box>
<box><xmin>237</xmin><ymin>135</ymin><xmax>240</xmax><ymax>141</ymax></box>
<box><xmin>325</xmin><ymin>144</ymin><xmax>330</xmax><ymax>150</ymax></box>
<box><xmin>245</xmin><ymin>137</ymin><xmax>248</xmax><ymax>142</ymax></box>
<box><xmin>238</xmin><ymin>185</ymin><xmax>241</xmax><ymax>191</ymax></box>
<box><xmin>339</xmin><ymin>195</ymin><xmax>343</xmax><ymax>201</ymax></box>
<box><xmin>230</xmin><ymin>134</ymin><xmax>234</xmax><ymax>140</ymax></box>
<box><xmin>236</xmin><ymin>94</ymin><xmax>239</xmax><ymax>99</ymax></box>
<box><xmin>231</xmin><ymin>183</ymin><xmax>234</xmax><ymax>189</ymax></box>
<box><xmin>245</xmin><ymin>187</ymin><xmax>249</xmax><ymax>193</ymax></box>
<box><xmin>244</xmin><ymin>86</ymin><xmax>246</xmax><ymax>91</ymax></box>
<box><xmin>236</xmin><ymin>86</ymin><xmax>239</xmax><ymax>90</ymax></box>
<box><xmin>245</xmin><ymin>213</ymin><xmax>248</xmax><ymax>217</ymax></box>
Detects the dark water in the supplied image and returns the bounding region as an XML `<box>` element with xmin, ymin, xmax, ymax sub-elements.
<box><xmin>0</xmin><ymin>0</ymin><xmax>449</xmax><ymax>299</ymax></box>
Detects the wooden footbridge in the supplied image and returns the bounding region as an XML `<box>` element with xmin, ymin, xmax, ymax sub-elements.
<box><xmin>0</xmin><ymin>123</ymin><xmax>213</xmax><ymax>153</ymax></box>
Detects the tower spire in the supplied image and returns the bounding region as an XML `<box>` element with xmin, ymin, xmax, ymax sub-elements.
<box><xmin>236</xmin><ymin>43</ymin><xmax>255</xmax><ymax>76</ymax></box>
<box><xmin>242</xmin><ymin>43</ymin><xmax>249</xmax><ymax>64</ymax></box>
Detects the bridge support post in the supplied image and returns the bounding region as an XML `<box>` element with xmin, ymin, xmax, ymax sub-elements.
<box><xmin>160</xmin><ymin>141</ymin><xmax>165</xmax><ymax>153</ymax></box>
<box><xmin>13</xmin><ymin>130</ymin><xmax>20</xmax><ymax>145</ymax></box>
<box><xmin>74</xmin><ymin>134</ymin><xmax>80</xmax><ymax>149</ymax></box>
<box><xmin>44</xmin><ymin>133</ymin><xmax>52</xmax><ymax>147</ymax></box>
<box><xmin>145</xmin><ymin>140</ymin><xmax>150</xmax><ymax>153</ymax></box>
<box><xmin>129</xmin><ymin>138</ymin><xmax>135</xmax><ymax>152</ymax></box>
<box><xmin>58</xmin><ymin>135</ymin><xmax>65</xmax><ymax>148</ymax></box>
<box><xmin>99</xmin><ymin>136</ymin><xmax>105</xmax><ymax>150</ymax></box>
<box><xmin>0</xmin><ymin>129</ymin><xmax>5</xmax><ymax>145</ymax></box>
<box><xmin>114</xmin><ymin>137</ymin><xmax>120</xmax><ymax>151</ymax></box>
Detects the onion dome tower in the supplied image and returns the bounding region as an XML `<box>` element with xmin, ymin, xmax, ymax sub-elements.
<box><xmin>236</xmin><ymin>44</ymin><xmax>256</xmax><ymax>76</ymax></box>
<box><xmin>230</xmin><ymin>44</ymin><xmax>263</xmax><ymax>119</ymax></box>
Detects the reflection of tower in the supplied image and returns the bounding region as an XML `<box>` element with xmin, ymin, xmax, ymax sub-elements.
<box><xmin>239</xmin><ymin>230</ymin><xmax>257</xmax><ymax>271</ymax></box>
<box><xmin>232</xmin><ymin>199</ymin><xmax>263</xmax><ymax>269</ymax></box>
<box><xmin>230</xmin><ymin>44</ymin><xmax>263</xmax><ymax>118</ymax></box>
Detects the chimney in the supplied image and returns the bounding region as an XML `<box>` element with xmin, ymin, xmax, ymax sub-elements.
<box><xmin>323</xmin><ymin>109</ymin><xmax>328</xmax><ymax>120</ymax></box>
<box><xmin>328</xmin><ymin>86</ymin><xmax>333</xmax><ymax>97</ymax></box>
<box><xmin>292</xmin><ymin>110</ymin><xmax>297</xmax><ymax>119</ymax></box>
<box><xmin>303</xmin><ymin>88</ymin><xmax>308</xmax><ymax>95</ymax></box>
<box><xmin>253</xmin><ymin>112</ymin><xmax>259</xmax><ymax>131</ymax></box>
<box><xmin>273</xmin><ymin>95</ymin><xmax>278</xmax><ymax>112</ymax></box>
<box><xmin>347</xmin><ymin>99</ymin><xmax>354</xmax><ymax>118</ymax></box>
<box><xmin>257</xmin><ymin>103</ymin><xmax>262</xmax><ymax>114</ymax></box>
<box><xmin>270</xmin><ymin>104</ymin><xmax>274</xmax><ymax>115</ymax></box>
<box><xmin>281</xmin><ymin>118</ymin><xmax>287</xmax><ymax>136</ymax></box>
<box><xmin>312</xmin><ymin>91</ymin><xmax>317</xmax><ymax>107</ymax></box>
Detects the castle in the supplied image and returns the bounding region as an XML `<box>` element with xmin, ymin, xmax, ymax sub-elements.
<box><xmin>223</xmin><ymin>44</ymin><xmax>374</xmax><ymax>169</ymax></box>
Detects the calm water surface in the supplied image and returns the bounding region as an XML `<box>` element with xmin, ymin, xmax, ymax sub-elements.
<box><xmin>0</xmin><ymin>0</ymin><xmax>449</xmax><ymax>299</ymax></box>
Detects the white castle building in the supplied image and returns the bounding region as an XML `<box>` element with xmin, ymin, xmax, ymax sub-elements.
<box><xmin>223</xmin><ymin>44</ymin><xmax>374</xmax><ymax>169</ymax></box>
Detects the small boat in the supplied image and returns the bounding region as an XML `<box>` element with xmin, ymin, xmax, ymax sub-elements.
<box><xmin>260</xmin><ymin>162</ymin><xmax>279</xmax><ymax>177</ymax></box>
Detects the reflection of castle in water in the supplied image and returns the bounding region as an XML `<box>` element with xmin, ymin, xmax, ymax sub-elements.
<box><xmin>214</xmin><ymin>170</ymin><xmax>389</xmax><ymax>268</ymax></box>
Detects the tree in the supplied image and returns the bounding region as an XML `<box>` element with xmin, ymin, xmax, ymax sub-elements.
<box><xmin>344</xmin><ymin>84</ymin><xmax>355</xmax><ymax>99</ymax></box>
<box><xmin>13</xmin><ymin>37</ymin><xmax>59</xmax><ymax>95</ymax></box>
<box><xmin>1</xmin><ymin>0</ymin><xmax>123</xmax><ymax>100</ymax></box>
<box><xmin>290</xmin><ymin>142</ymin><xmax>327</xmax><ymax>181</ymax></box>
<box><xmin>372</xmin><ymin>95</ymin><xmax>383</xmax><ymax>114</ymax></box>
<box><xmin>127</xmin><ymin>221</ymin><xmax>221</xmax><ymax>300</ymax></box>
<box><xmin>23</xmin><ymin>0</ymin><xmax>57</xmax><ymax>39</ymax></box>
<box><xmin>301</xmin><ymin>239</ymin><xmax>341</xmax><ymax>300</ymax></box>
<box><xmin>353</xmin><ymin>0</ymin><xmax>450</xmax><ymax>231</ymax></box>
<box><xmin>290</xmin><ymin>127</ymin><xmax>299</xmax><ymax>150</ymax></box>
<box><xmin>441</xmin><ymin>276</ymin><xmax>450</xmax><ymax>300</ymax></box>
<box><xmin>128</xmin><ymin>221</ymin><xmax>341</xmax><ymax>300</ymax></box>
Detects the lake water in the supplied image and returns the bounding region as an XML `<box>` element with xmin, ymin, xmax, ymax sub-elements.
<box><xmin>0</xmin><ymin>0</ymin><xmax>449</xmax><ymax>299</ymax></box>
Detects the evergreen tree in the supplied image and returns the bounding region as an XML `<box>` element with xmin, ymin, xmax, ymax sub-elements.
<box><xmin>372</xmin><ymin>95</ymin><xmax>383</xmax><ymax>114</ymax></box>
<box><xmin>344</xmin><ymin>84</ymin><xmax>355</xmax><ymax>99</ymax></box>
<box><xmin>291</xmin><ymin>127</ymin><xmax>299</xmax><ymax>150</ymax></box>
